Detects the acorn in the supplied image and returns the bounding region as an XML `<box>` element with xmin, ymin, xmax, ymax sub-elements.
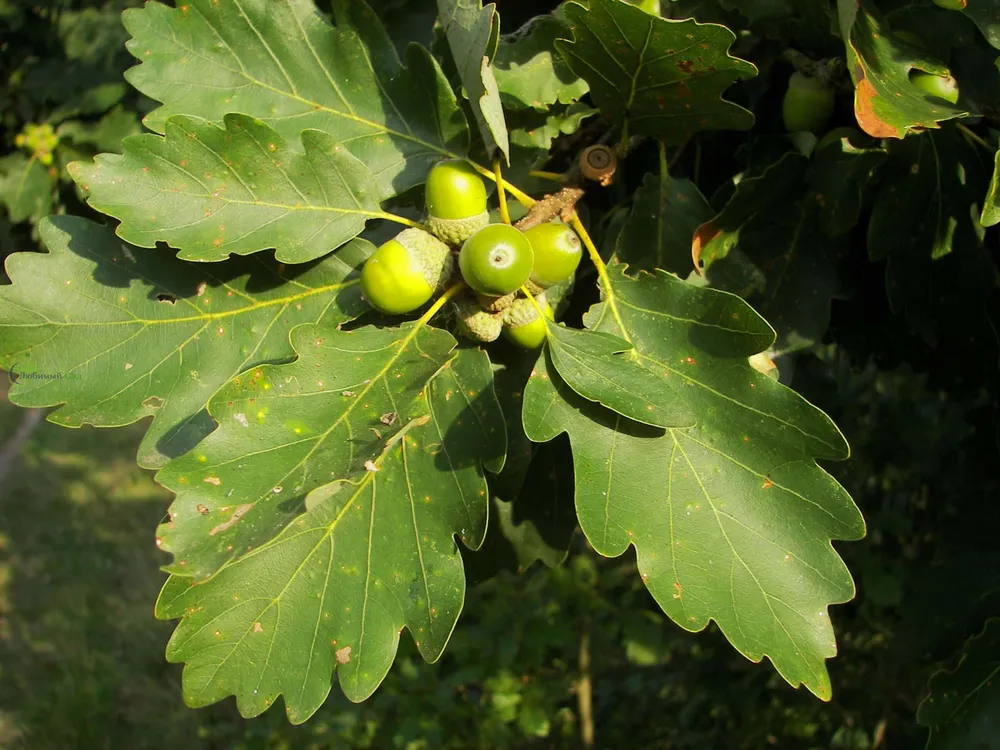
<box><xmin>454</xmin><ymin>296</ymin><xmax>503</xmax><ymax>343</ymax></box>
<box><xmin>459</xmin><ymin>223</ymin><xmax>534</xmax><ymax>297</ymax></box>
<box><xmin>503</xmin><ymin>294</ymin><xmax>553</xmax><ymax>349</ymax></box>
<box><xmin>782</xmin><ymin>72</ymin><xmax>835</xmax><ymax>134</ymax></box>
<box><xmin>360</xmin><ymin>228</ymin><xmax>453</xmax><ymax>315</ymax></box>
<box><xmin>426</xmin><ymin>159</ymin><xmax>489</xmax><ymax>245</ymax></box>
<box><xmin>524</xmin><ymin>222</ymin><xmax>583</xmax><ymax>288</ymax></box>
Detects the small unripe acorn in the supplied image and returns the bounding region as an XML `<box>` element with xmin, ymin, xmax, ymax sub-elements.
<box><xmin>524</xmin><ymin>222</ymin><xmax>583</xmax><ymax>288</ymax></box>
<box><xmin>459</xmin><ymin>223</ymin><xmax>534</xmax><ymax>297</ymax></box>
<box><xmin>426</xmin><ymin>159</ymin><xmax>489</xmax><ymax>245</ymax></box>
<box><xmin>361</xmin><ymin>228</ymin><xmax>453</xmax><ymax>315</ymax></box>
<box><xmin>454</xmin><ymin>297</ymin><xmax>503</xmax><ymax>343</ymax></box>
<box><xmin>503</xmin><ymin>294</ymin><xmax>553</xmax><ymax>349</ymax></box>
<box><xmin>932</xmin><ymin>0</ymin><xmax>965</xmax><ymax>9</ymax></box>
<box><xmin>909</xmin><ymin>70</ymin><xmax>960</xmax><ymax>104</ymax></box>
<box><xmin>782</xmin><ymin>72</ymin><xmax>835</xmax><ymax>134</ymax></box>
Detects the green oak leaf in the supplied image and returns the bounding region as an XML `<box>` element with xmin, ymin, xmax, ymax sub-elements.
<box><xmin>71</xmin><ymin>114</ymin><xmax>386</xmax><ymax>263</ymax></box>
<box><xmin>494</xmin><ymin>15</ymin><xmax>589</xmax><ymax>111</ymax></box>
<box><xmin>156</xmin><ymin>351</ymin><xmax>498</xmax><ymax>719</ymax></box>
<box><xmin>507</xmin><ymin>103</ymin><xmax>598</xmax><ymax>151</ymax></box>
<box><xmin>522</xmin><ymin>263</ymin><xmax>865</xmax><ymax>699</ymax></box>
<box><xmin>0</xmin><ymin>216</ymin><xmax>367</xmax><ymax>469</ymax></box>
<box><xmin>545</xmin><ymin>324</ymin><xmax>695</xmax><ymax>428</ymax></box>
<box><xmin>123</xmin><ymin>0</ymin><xmax>468</xmax><ymax>199</ymax></box>
<box><xmin>616</xmin><ymin>168</ymin><xmax>714</xmax><ymax>277</ymax></box>
<box><xmin>555</xmin><ymin>0</ymin><xmax>756</xmax><ymax>143</ymax></box>
<box><xmin>918</xmin><ymin>618</ymin><xmax>1000</xmax><ymax>750</ymax></box>
<box><xmin>694</xmin><ymin>151</ymin><xmax>846</xmax><ymax>353</ymax></box>
<box><xmin>156</xmin><ymin>322</ymin><xmax>462</xmax><ymax>581</ymax></box>
<box><xmin>838</xmin><ymin>0</ymin><xmax>965</xmax><ymax>138</ymax></box>
<box><xmin>436</xmin><ymin>0</ymin><xmax>509</xmax><ymax>162</ymax></box>
<box><xmin>0</xmin><ymin>153</ymin><xmax>55</xmax><ymax>224</ymax></box>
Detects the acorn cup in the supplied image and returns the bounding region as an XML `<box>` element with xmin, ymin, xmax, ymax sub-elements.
<box><xmin>425</xmin><ymin>159</ymin><xmax>490</xmax><ymax>245</ymax></box>
<box><xmin>360</xmin><ymin>228</ymin><xmax>453</xmax><ymax>315</ymax></box>
<box><xmin>454</xmin><ymin>296</ymin><xmax>504</xmax><ymax>343</ymax></box>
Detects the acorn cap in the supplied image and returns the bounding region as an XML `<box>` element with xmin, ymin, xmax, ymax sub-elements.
<box><xmin>394</xmin><ymin>227</ymin><xmax>454</xmax><ymax>291</ymax></box>
<box><xmin>454</xmin><ymin>297</ymin><xmax>503</xmax><ymax>343</ymax></box>
<box><xmin>503</xmin><ymin>293</ymin><xmax>551</xmax><ymax>329</ymax></box>
<box><xmin>428</xmin><ymin>211</ymin><xmax>490</xmax><ymax>246</ymax></box>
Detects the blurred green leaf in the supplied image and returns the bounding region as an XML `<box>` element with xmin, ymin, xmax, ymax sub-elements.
<box><xmin>494</xmin><ymin>15</ymin><xmax>589</xmax><ymax>111</ymax></box>
<box><xmin>0</xmin><ymin>154</ymin><xmax>55</xmax><ymax>224</ymax></box>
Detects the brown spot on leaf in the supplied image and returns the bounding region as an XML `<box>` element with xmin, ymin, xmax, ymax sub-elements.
<box><xmin>691</xmin><ymin>221</ymin><xmax>722</xmax><ymax>274</ymax></box>
<box><xmin>209</xmin><ymin>503</ymin><xmax>253</xmax><ymax>536</ymax></box>
<box><xmin>335</xmin><ymin>646</ymin><xmax>352</xmax><ymax>664</ymax></box>
<box><xmin>855</xmin><ymin>77</ymin><xmax>899</xmax><ymax>138</ymax></box>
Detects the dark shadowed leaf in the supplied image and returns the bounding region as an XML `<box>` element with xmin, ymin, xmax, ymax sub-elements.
<box><xmin>918</xmin><ymin>618</ymin><xmax>1000</xmax><ymax>750</ymax></box>
<box><xmin>555</xmin><ymin>0</ymin><xmax>756</xmax><ymax>143</ymax></box>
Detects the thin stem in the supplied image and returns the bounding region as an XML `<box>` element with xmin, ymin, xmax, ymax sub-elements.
<box><xmin>494</xmin><ymin>153</ymin><xmax>512</xmax><ymax>225</ymax></box>
<box><xmin>569</xmin><ymin>211</ymin><xmax>632</xmax><ymax>346</ymax></box>
<box><xmin>658</xmin><ymin>140</ymin><xmax>668</xmax><ymax>178</ymax></box>
<box><xmin>519</xmin><ymin>285</ymin><xmax>546</xmax><ymax>316</ymax></box>
<box><xmin>380</xmin><ymin>212</ymin><xmax>429</xmax><ymax>232</ymax></box>
<box><xmin>528</xmin><ymin>169</ymin><xmax>568</xmax><ymax>184</ymax></box>
<box><xmin>469</xmin><ymin>160</ymin><xmax>536</xmax><ymax>208</ymax></box>
<box><xmin>618</xmin><ymin>120</ymin><xmax>630</xmax><ymax>157</ymax></box>
<box><xmin>957</xmin><ymin>122</ymin><xmax>995</xmax><ymax>153</ymax></box>
<box><xmin>418</xmin><ymin>281</ymin><xmax>466</xmax><ymax>324</ymax></box>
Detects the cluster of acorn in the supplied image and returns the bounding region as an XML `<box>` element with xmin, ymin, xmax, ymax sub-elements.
<box><xmin>360</xmin><ymin>159</ymin><xmax>582</xmax><ymax>348</ymax></box>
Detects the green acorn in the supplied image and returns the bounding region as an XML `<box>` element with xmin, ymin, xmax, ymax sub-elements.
<box><xmin>524</xmin><ymin>222</ymin><xmax>583</xmax><ymax>288</ymax></box>
<box><xmin>360</xmin><ymin>228</ymin><xmax>453</xmax><ymax>315</ymax></box>
<box><xmin>910</xmin><ymin>70</ymin><xmax>960</xmax><ymax>104</ymax></box>
<box><xmin>454</xmin><ymin>296</ymin><xmax>503</xmax><ymax>343</ymax></box>
<box><xmin>459</xmin><ymin>223</ymin><xmax>534</xmax><ymax>297</ymax></box>
<box><xmin>503</xmin><ymin>294</ymin><xmax>553</xmax><ymax>349</ymax></box>
<box><xmin>426</xmin><ymin>159</ymin><xmax>489</xmax><ymax>245</ymax></box>
<box><xmin>782</xmin><ymin>72</ymin><xmax>835</xmax><ymax>134</ymax></box>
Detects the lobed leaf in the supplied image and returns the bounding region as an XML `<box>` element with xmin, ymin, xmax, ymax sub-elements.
<box><xmin>71</xmin><ymin>114</ymin><xmax>387</xmax><ymax>263</ymax></box>
<box><xmin>156</xmin><ymin>347</ymin><xmax>499</xmax><ymax>720</ymax></box>
<box><xmin>0</xmin><ymin>216</ymin><xmax>367</xmax><ymax>468</ymax></box>
<box><xmin>555</xmin><ymin>0</ymin><xmax>756</xmax><ymax>143</ymax></box>
<box><xmin>493</xmin><ymin>15</ymin><xmax>589</xmax><ymax>111</ymax></box>
<box><xmin>436</xmin><ymin>0</ymin><xmax>509</xmax><ymax>162</ymax></box>
<box><xmin>156</xmin><ymin>321</ymin><xmax>459</xmax><ymax>581</ymax></box>
<box><xmin>545</xmin><ymin>324</ymin><xmax>695</xmax><ymax>428</ymax></box>
<box><xmin>123</xmin><ymin>0</ymin><xmax>469</xmax><ymax>199</ymax></box>
<box><xmin>522</xmin><ymin>262</ymin><xmax>865</xmax><ymax>699</ymax></box>
<box><xmin>617</xmin><ymin>168</ymin><xmax>713</xmax><ymax>277</ymax></box>
<box><xmin>839</xmin><ymin>0</ymin><xmax>965</xmax><ymax>138</ymax></box>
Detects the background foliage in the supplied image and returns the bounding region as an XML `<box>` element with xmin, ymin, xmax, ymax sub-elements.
<box><xmin>1</xmin><ymin>0</ymin><xmax>999</xmax><ymax>748</ymax></box>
